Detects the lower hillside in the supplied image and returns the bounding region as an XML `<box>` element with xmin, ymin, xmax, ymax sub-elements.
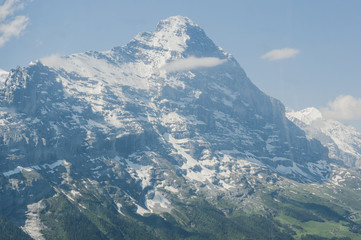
<box><xmin>0</xmin><ymin>215</ymin><xmax>32</xmax><ymax>240</ymax></box>
<box><xmin>1</xmin><ymin>160</ymin><xmax>360</xmax><ymax>240</ymax></box>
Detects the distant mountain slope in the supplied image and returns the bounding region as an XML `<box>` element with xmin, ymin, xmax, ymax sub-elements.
<box><xmin>287</xmin><ymin>107</ymin><xmax>361</xmax><ymax>167</ymax></box>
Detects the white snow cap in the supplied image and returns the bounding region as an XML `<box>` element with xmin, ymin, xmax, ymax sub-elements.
<box><xmin>287</xmin><ymin>107</ymin><xmax>322</xmax><ymax>125</ymax></box>
<box><xmin>134</xmin><ymin>16</ymin><xmax>200</xmax><ymax>52</ymax></box>
<box><xmin>155</xmin><ymin>16</ymin><xmax>197</xmax><ymax>32</ymax></box>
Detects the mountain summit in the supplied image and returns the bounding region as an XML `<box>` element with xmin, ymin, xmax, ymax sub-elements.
<box><xmin>135</xmin><ymin>15</ymin><xmax>219</xmax><ymax>55</ymax></box>
<box><xmin>150</xmin><ymin>15</ymin><xmax>199</xmax><ymax>52</ymax></box>
<box><xmin>11</xmin><ymin>16</ymin><xmax>330</xmax><ymax>183</ymax></box>
<box><xmin>1</xmin><ymin>16</ymin><xmax>360</xmax><ymax>239</ymax></box>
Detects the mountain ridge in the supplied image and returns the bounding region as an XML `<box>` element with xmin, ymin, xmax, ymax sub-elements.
<box><xmin>3</xmin><ymin>16</ymin><xmax>330</xmax><ymax>182</ymax></box>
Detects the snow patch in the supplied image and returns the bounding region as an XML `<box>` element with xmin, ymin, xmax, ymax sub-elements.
<box><xmin>2</xmin><ymin>160</ymin><xmax>70</xmax><ymax>177</ymax></box>
<box><xmin>115</xmin><ymin>202</ymin><xmax>125</xmax><ymax>216</ymax></box>
<box><xmin>3</xmin><ymin>167</ymin><xmax>22</xmax><ymax>177</ymax></box>
<box><xmin>164</xmin><ymin>133</ymin><xmax>197</xmax><ymax>169</ymax></box>
<box><xmin>145</xmin><ymin>190</ymin><xmax>171</xmax><ymax>213</ymax></box>
<box><xmin>276</xmin><ymin>162</ymin><xmax>309</xmax><ymax>178</ymax></box>
<box><xmin>70</xmin><ymin>190</ymin><xmax>82</xmax><ymax>198</ymax></box>
<box><xmin>42</xmin><ymin>160</ymin><xmax>70</xmax><ymax>169</ymax></box>
<box><xmin>136</xmin><ymin>204</ymin><xmax>150</xmax><ymax>216</ymax></box>
<box><xmin>125</xmin><ymin>158</ymin><xmax>153</xmax><ymax>189</ymax></box>
<box><xmin>164</xmin><ymin>185</ymin><xmax>179</xmax><ymax>193</ymax></box>
<box><xmin>331</xmin><ymin>175</ymin><xmax>345</xmax><ymax>186</ymax></box>
<box><xmin>21</xmin><ymin>201</ymin><xmax>46</xmax><ymax>240</ymax></box>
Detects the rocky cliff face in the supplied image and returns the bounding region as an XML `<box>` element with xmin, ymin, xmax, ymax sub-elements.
<box><xmin>1</xmin><ymin>16</ymin><xmax>329</xmax><ymax>182</ymax></box>
<box><xmin>1</xmin><ymin>16</ymin><xmax>359</xmax><ymax>239</ymax></box>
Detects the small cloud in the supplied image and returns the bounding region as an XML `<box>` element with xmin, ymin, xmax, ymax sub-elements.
<box><xmin>321</xmin><ymin>95</ymin><xmax>361</xmax><ymax>121</ymax></box>
<box><xmin>162</xmin><ymin>56</ymin><xmax>227</xmax><ymax>73</ymax></box>
<box><xmin>0</xmin><ymin>15</ymin><xmax>29</xmax><ymax>46</ymax></box>
<box><xmin>0</xmin><ymin>0</ymin><xmax>25</xmax><ymax>21</ymax></box>
<box><xmin>0</xmin><ymin>0</ymin><xmax>30</xmax><ymax>47</ymax></box>
<box><xmin>40</xmin><ymin>54</ymin><xmax>63</xmax><ymax>66</ymax></box>
<box><xmin>260</xmin><ymin>48</ymin><xmax>300</xmax><ymax>61</ymax></box>
<box><xmin>0</xmin><ymin>67</ymin><xmax>8</xmax><ymax>87</ymax></box>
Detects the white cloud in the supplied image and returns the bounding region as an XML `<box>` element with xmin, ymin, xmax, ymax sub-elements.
<box><xmin>0</xmin><ymin>15</ymin><xmax>29</xmax><ymax>46</ymax></box>
<box><xmin>321</xmin><ymin>95</ymin><xmax>361</xmax><ymax>121</ymax></box>
<box><xmin>260</xmin><ymin>48</ymin><xmax>300</xmax><ymax>61</ymax></box>
<box><xmin>40</xmin><ymin>54</ymin><xmax>65</xmax><ymax>68</ymax></box>
<box><xmin>0</xmin><ymin>0</ymin><xmax>29</xmax><ymax>47</ymax></box>
<box><xmin>0</xmin><ymin>67</ymin><xmax>8</xmax><ymax>74</ymax></box>
<box><xmin>0</xmin><ymin>67</ymin><xmax>9</xmax><ymax>87</ymax></box>
<box><xmin>162</xmin><ymin>56</ymin><xmax>227</xmax><ymax>73</ymax></box>
<box><xmin>0</xmin><ymin>0</ymin><xmax>25</xmax><ymax>21</ymax></box>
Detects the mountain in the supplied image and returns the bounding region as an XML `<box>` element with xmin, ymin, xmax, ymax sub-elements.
<box><xmin>1</xmin><ymin>16</ymin><xmax>361</xmax><ymax>240</ymax></box>
<box><xmin>287</xmin><ymin>107</ymin><xmax>361</xmax><ymax>168</ymax></box>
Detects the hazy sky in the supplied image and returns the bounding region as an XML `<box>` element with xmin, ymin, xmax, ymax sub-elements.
<box><xmin>1</xmin><ymin>0</ymin><xmax>361</xmax><ymax>130</ymax></box>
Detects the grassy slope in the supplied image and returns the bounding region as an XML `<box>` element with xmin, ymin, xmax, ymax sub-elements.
<box><xmin>0</xmin><ymin>215</ymin><xmax>33</xmax><ymax>240</ymax></box>
<box><xmin>260</xmin><ymin>176</ymin><xmax>361</xmax><ymax>240</ymax></box>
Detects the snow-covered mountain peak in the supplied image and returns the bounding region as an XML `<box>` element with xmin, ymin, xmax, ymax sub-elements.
<box><xmin>155</xmin><ymin>15</ymin><xmax>197</xmax><ymax>32</ymax></box>
<box><xmin>40</xmin><ymin>16</ymin><xmax>230</xmax><ymax>97</ymax></box>
<box><xmin>130</xmin><ymin>16</ymin><xmax>196</xmax><ymax>53</ymax></box>
<box><xmin>287</xmin><ymin>107</ymin><xmax>322</xmax><ymax>125</ymax></box>
<box><xmin>3</xmin><ymin>16</ymin><xmax>332</xmax><ymax>185</ymax></box>
<box><xmin>130</xmin><ymin>15</ymin><xmax>220</xmax><ymax>57</ymax></box>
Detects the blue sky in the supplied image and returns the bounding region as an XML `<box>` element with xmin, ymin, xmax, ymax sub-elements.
<box><xmin>1</xmin><ymin>0</ymin><xmax>361</xmax><ymax>130</ymax></box>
